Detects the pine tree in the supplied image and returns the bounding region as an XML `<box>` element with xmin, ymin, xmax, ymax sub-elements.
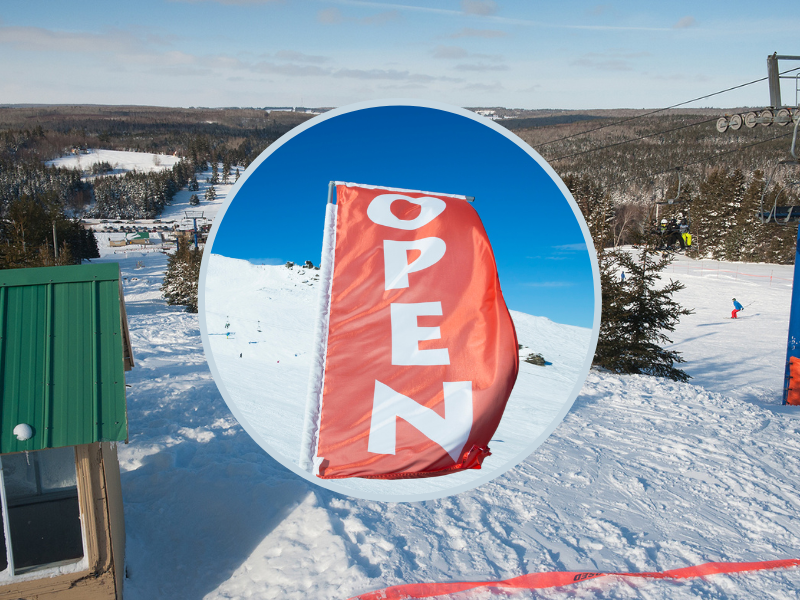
<box><xmin>235</xmin><ymin>167</ymin><xmax>240</xmax><ymax>181</ymax></box>
<box><xmin>727</xmin><ymin>171</ymin><xmax>764</xmax><ymax>261</ymax></box>
<box><xmin>189</xmin><ymin>175</ymin><xmax>199</xmax><ymax>191</ymax></box>
<box><xmin>210</xmin><ymin>163</ymin><xmax>219</xmax><ymax>184</ymax></box>
<box><xmin>0</xmin><ymin>196</ymin><xmax>99</xmax><ymax>268</ymax></box>
<box><xmin>205</xmin><ymin>186</ymin><xmax>216</xmax><ymax>202</ymax></box>
<box><xmin>563</xmin><ymin>174</ymin><xmax>614</xmax><ymax>249</ymax></box>
<box><xmin>593</xmin><ymin>247</ymin><xmax>692</xmax><ymax>381</ymax></box>
<box><xmin>189</xmin><ymin>194</ymin><xmax>200</xmax><ymax>206</ymax></box>
<box><xmin>161</xmin><ymin>244</ymin><xmax>203</xmax><ymax>312</ymax></box>
<box><xmin>222</xmin><ymin>158</ymin><xmax>231</xmax><ymax>183</ymax></box>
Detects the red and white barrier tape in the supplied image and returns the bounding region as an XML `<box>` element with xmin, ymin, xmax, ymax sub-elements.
<box><xmin>349</xmin><ymin>559</ymin><xmax>800</xmax><ymax>600</ymax></box>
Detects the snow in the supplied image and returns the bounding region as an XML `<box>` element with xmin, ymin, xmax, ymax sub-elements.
<box><xmin>94</xmin><ymin>243</ymin><xmax>800</xmax><ymax>599</ymax></box>
<box><xmin>46</xmin><ymin>148</ymin><xmax>181</xmax><ymax>175</ymax></box>
<box><xmin>202</xmin><ymin>254</ymin><xmax>593</xmax><ymax>498</ymax></box>
<box><xmin>664</xmin><ymin>253</ymin><xmax>793</xmax><ymax>403</ymax></box>
<box><xmin>158</xmin><ymin>175</ymin><xmax>232</xmax><ymax>223</ymax></box>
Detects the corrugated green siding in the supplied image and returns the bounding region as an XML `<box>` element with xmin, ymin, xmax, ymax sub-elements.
<box><xmin>0</xmin><ymin>263</ymin><xmax>128</xmax><ymax>453</ymax></box>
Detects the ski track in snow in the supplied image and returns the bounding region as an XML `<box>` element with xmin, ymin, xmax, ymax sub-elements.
<box><xmin>101</xmin><ymin>243</ymin><xmax>800</xmax><ymax>600</ymax></box>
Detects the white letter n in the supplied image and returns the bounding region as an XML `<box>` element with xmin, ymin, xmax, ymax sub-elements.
<box><xmin>368</xmin><ymin>380</ymin><xmax>473</xmax><ymax>463</ymax></box>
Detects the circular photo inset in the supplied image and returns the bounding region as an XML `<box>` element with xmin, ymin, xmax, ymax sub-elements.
<box><xmin>200</xmin><ymin>100</ymin><xmax>600</xmax><ymax>502</ymax></box>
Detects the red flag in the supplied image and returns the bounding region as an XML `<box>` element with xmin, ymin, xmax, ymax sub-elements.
<box><xmin>301</xmin><ymin>183</ymin><xmax>518</xmax><ymax>479</ymax></box>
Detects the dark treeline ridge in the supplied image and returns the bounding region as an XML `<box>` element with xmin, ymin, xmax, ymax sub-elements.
<box><xmin>0</xmin><ymin>105</ymin><xmax>314</xmax><ymax>162</ymax></box>
<box><xmin>0</xmin><ymin>106</ymin><xmax>314</xmax><ymax>266</ymax></box>
<box><xmin>516</xmin><ymin>110</ymin><xmax>796</xmax><ymax>203</ymax></box>
<box><xmin>1</xmin><ymin>105</ymin><xmax>798</xmax><ymax>268</ymax></box>
<box><xmin>515</xmin><ymin>110</ymin><xmax>800</xmax><ymax>264</ymax></box>
<box><xmin>0</xmin><ymin>107</ymin><xmax>302</xmax><ymax>268</ymax></box>
<box><xmin>500</xmin><ymin>113</ymin><xmax>604</xmax><ymax>131</ymax></box>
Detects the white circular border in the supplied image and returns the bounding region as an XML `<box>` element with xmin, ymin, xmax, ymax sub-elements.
<box><xmin>199</xmin><ymin>99</ymin><xmax>602</xmax><ymax>502</ymax></box>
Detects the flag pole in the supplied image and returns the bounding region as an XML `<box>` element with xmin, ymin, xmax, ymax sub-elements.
<box><xmin>299</xmin><ymin>182</ymin><xmax>338</xmax><ymax>472</ymax></box>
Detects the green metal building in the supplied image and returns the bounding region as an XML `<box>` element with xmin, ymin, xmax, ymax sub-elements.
<box><xmin>0</xmin><ymin>262</ymin><xmax>133</xmax><ymax>453</ymax></box>
<box><xmin>0</xmin><ymin>262</ymin><xmax>133</xmax><ymax>599</ymax></box>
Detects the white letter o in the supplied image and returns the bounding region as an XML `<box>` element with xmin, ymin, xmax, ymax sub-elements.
<box><xmin>367</xmin><ymin>194</ymin><xmax>446</xmax><ymax>230</ymax></box>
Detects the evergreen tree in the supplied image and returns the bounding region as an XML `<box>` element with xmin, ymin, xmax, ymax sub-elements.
<box><xmin>0</xmin><ymin>196</ymin><xmax>98</xmax><ymax>269</ymax></box>
<box><xmin>210</xmin><ymin>163</ymin><xmax>219</xmax><ymax>184</ymax></box>
<box><xmin>726</xmin><ymin>171</ymin><xmax>764</xmax><ymax>261</ymax></box>
<box><xmin>205</xmin><ymin>185</ymin><xmax>216</xmax><ymax>202</ymax></box>
<box><xmin>189</xmin><ymin>175</ymin><xmax>199</xmax><ymax>191</ymax></box>
<box><xmin>593</xmin><ymin>247</ymin><xmax>691</xmax><ymax>381</ymax></box>
<box><xmin>222</xmin><ymin>158</ymin><xmax>231</xmax><ymax>184</ymax></box>
<box><xmin>563</xmin><ymin>174</ymin><xmax>614</xmax><ymax>249</ymax></box>
<box><xmin>235</xmin><ymin>167</ymin><xmax>240</xmax><ymax>181</ymax></box>
<box><xmin>190</xmin><ymin>194</ymin><xmax>200</xmax><ymax>206</ymax></box>
<box><xmin>161</xmin><ymin>244</ymin><xmax>203</xmax><ymax>312</ymax></box>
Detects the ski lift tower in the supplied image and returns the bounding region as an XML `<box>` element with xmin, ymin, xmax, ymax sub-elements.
<box><xmin>184</xmin><ymin>210</ymin><xmax>204</xmax><ymax>250</ymax></box>
<box><xmin>715</xmin><ymin>54</ymin><xmax>800</xmax><ymax>132</ymax></box>
<box><xmin>716</xmin><ymin>54</ymin><xmax>800</xmax><ymax>404</ymax></box>
<box><xmin>771</xmin><ymin>119</ymin><xmax>800</xmax><ymax>405</ymax></box>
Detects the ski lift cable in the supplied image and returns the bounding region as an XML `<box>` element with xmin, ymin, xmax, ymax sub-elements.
<box><xmin>548</xmin><ymin>116</ymin><xmax>721</xmax><ymax>162</ymax></box>
<box><xmin>759</xmin><ymin>118</ymin><xmax>800</xmax><ymax>224</ymax></box>
<box><xmin>608</xmin><ymin>129</ymin><xmax>796</xmax><ymax>190</ymax></box>
<box><xmin>532</xmin><ymin>66</ymin><xmax>800</xmax><ymax>150</ymax></box>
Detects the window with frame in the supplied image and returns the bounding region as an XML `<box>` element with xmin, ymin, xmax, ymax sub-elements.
<box><xmin>0</xmin><ymin>446</ymin><xmax>85</xmax><ymax>576</ymax></box>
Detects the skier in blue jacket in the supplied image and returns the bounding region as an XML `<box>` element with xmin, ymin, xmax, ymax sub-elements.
<box><xmin>732</xmin><ymin>298</ymin><xmax>743</xmax><ymax>319</ymax></box>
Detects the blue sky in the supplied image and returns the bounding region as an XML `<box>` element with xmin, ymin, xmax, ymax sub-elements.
<box><xmin>210</xmin><ymin>104</ymin><xmax>596</xmax><ymax>327</ymax></box>
<box><xmin>2</xmin><ymin>1</ymin><xmax>798</xmax><ymax>108</ymax></box>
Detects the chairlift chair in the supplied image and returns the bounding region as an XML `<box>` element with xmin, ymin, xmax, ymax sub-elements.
<box><xmin>652</xmin><ymin>169</ymin><xmax>693</xmax><ymax>251</ymax></box>
<box><xmin>760</xmin><ymin>117</ymin><xmax>800</xmax><ymax>224</ymax></box>
<box><xmin>655</xmin><ymin>168</ymin><xmax>688</xmax><ymax>221</ymax></box>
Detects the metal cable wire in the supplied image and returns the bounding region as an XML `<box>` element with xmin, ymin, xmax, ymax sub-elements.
<box><xmin>548</xmin><ymin>116</ymin><xmax>721</xmax><ymax>161</ymax></box>
<box><xmin>532</xmin><ymin>66</ymin><xmax>800</xmax><ymax>150</ymax></box>
<box><xmin>609</xmin><ymin>130</ymin><xmax>795</xmax><ymax>190</ymax></box>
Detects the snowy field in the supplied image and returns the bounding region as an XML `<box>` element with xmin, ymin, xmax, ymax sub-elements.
<box><xmin>202</xmin><ymin>254</ymin><xmax>593</xmax><ymax>498</ymax></box>
<box><xmin>158</xmin><ymin>175</ymin><xmax>232</xmax><ymax>223</ymax></box>
<box><xmin>45</xmin><ymin>148</ymin><xmax>181</xmax><ymax>175</ymax></box>
<box><xmin>98</xmin><ymin>245</ymin><xmax>800</xmax><ymax>599</ymax></box>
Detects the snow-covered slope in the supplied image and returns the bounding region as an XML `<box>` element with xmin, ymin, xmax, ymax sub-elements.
<box><xmin>104</xmin><ymin>248</ymin><xmax>800</xmax><ymax>599</ymax></box>
<box><xmin>202</xmin><ymin>254</ymin><xmax>593</xmax><ymax>498</ymax></box>
<box><xmin>666</xmin><ymin>253</ymin><xmax>792</xmax><ymax>404</ymax></box>
<box><xmin>46</xmin><ymin>148</ymin><xmax>181</xmax><ymax>174</ymax></box>
<box><xmin>158</xmin><ymin>175</ymin><xmax>232</xmax><ymax>222</ymax></box>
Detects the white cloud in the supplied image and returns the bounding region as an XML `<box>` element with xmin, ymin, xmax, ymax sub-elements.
<box><xmin>274</xmin><ymin>50</ymin><xmax>329</xmax><ymax>64</ymax></box>
<box><xmin>588</xmin><ymin>4</ymin><xmax>612</xmax><ymax>16</ymax></box>
<box><xmin>433</xmin><ymin>45</ymin><xmax>469</xmax><ymax>59</ymax></box>
<box><xmin>0</xmin><ymin>25</ymin><xmax>160</xmax><ymax>54</ymax></box>
<box><xmin>361</xmin><ymin>10</ymin><xmax>402</xmax><ymax>24</ymax></box>
<box><xmin>332</xmin><ymin>68</ymin><xmax>462</xmax><ymax>83</ymax></box>
<box><xmin>449</xmin><ymin>27</ymin><xmax>507</xmax><ymax>38</ymax></box>
<box><xmin>455</xmin><ymin>63</ymin><xmax>508</xmax><ymax>72</ymax></box>
<box><xmin>169</xmin><ymin>0</ymin><xmax>283</xmax><ymax>4</ymax></box>
<box><xmin>253</xmin><ymin>62</ymin><xmax>329</xmax><ymax>76</ymax></box>
<box><xmin>317</xmin><ymin>7</ymin><xmax>343</xmax><ymax>23</ymax></box>
<box><xmin>461</xmin><ymin>0</ymin><xmax>498</xmax><ymax>16</ymax></box>
<box><xmin>524</xmin><ymin>281</ymin><xmax>575</xmax><ymax>287</ymax></box>
<box><xmin>552</xmin><ymin>243</ymin><xmax>587</xmax><ymax>252</ymax></box>
<box><xmin>673</xmin><ymin>16</ymin><xmax>695</xmax><ymax>29</ymax></box>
